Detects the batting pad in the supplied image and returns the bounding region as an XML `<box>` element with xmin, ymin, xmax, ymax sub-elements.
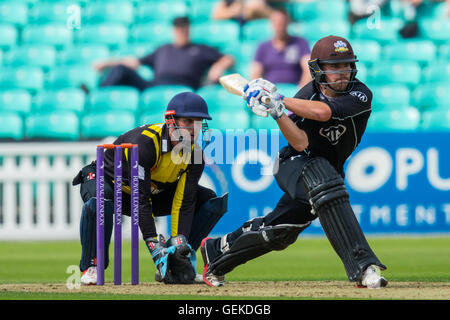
<box><xmin>208</xmin><ymin>223</ymin><xmax>308</xmax><ymax>276</ymax></box>
<box><xmin>301</xmin><ymin>157</ymin><xmax>386</xmax><ymax>282</ymax></box>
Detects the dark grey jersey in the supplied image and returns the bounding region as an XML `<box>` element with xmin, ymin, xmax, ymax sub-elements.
<box><xmin>287</xmin><ymin>79</ymin><xmax>372</xmax><ymax>173</ymax></box>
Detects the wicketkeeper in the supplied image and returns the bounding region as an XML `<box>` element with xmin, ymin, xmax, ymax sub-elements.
<box><xmin>200</xmin><ymin>35</ymin><xmax>388</xmax><ymax>288</ymax></box>
<box><xmin>73</xmin><ymin>92</ymin><xmax>228</xmax><ymax>285</ymax></box>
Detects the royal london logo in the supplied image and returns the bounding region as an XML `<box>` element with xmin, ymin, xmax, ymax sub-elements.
<box><xmin>319</xmin><ymin>125</ymin><xmax>347</xmax><ymax>145</ymax></box>
<box><xmin>334</xmin><ymin>40</ymin><xmax>349</xmax><ymax>53</ymax></box>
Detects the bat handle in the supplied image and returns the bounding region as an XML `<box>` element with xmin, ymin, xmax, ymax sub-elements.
<box><xmin>261</xmin><ymin>96</ymin><xmax>272</xmax><ymax>105</ymax></box>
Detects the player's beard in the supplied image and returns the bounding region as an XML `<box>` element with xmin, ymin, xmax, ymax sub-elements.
<box><xmin>330</xmin><ymin>79</ymin><xmax>349</xmax><ymax>92</ymax></box>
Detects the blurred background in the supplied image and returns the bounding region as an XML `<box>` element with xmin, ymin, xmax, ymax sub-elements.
<box><xmin>0</xmin><ymin>0</ymin><xmax>449</xmax><ymax>241</ymax></box>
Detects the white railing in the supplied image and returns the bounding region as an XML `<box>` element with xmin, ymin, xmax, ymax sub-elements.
<box><xmin>0</xmin><ymin>142</ymin><xmax>167</xmax><ymax>240</ymax></box>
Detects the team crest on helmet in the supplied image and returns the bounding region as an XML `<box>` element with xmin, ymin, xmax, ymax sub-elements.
<box><xmin>334</xmin><ymin>40</ymin><xmax>349</xmax><ymax>53</ymax></box>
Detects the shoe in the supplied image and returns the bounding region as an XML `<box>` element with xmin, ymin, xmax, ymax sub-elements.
<box><xmin>81</xmin><ymin>266</ymin><xmax>97</xmax><ymax>285</ymax></box>
<box><xmin>155</xmin><ymin>270</ymin><xmax>163</xmax><ymax>283</ymax></box>
<box><xmin>200</xmin><ymin>237</ymin><xmax>225</xmax><ymax>287</ymax></box>
<box><xmin>194</xmin><ymin>273</ymin><xmax>204</xmax><ymax>284</ymax></box>
<box><xmin>357</xmin><ymin>265</ymin><xmax>388</xmax><ymax>289</ymax></box>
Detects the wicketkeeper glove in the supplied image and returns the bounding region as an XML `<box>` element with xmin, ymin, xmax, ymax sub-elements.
<box><xmin>145</xmin><ymin>234</ymin><xmax>174</xmax><ymax>283</ymax></box>
<box><xmin>146</xmin><ymin>234</ymin><xmax>196</xmax><ymax>284</ymax></box>
<box><xmin>165</xmin><ymin>235</ymin><xmax>196</xmax><ymax>284</ymax></box>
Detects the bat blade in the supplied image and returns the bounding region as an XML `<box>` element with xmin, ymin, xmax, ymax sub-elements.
<box><xmin>219</xmin><ymin>73</ymin><xmax>271</xmax><ymax>118</ymax></box>
<box><xmin>219</xmin><ymin>73</ymin><xmax>248</xmax><ymax>96</ymax></box>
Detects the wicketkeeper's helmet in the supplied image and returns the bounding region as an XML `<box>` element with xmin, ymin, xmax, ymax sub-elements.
<box><xmin>164</xmin><ymin>92</ymin><xmax>211</xmax><ymax>147</ymax></box>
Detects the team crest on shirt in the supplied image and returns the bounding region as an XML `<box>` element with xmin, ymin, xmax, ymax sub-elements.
<box><xmin>334</xmin><ymin>41</ymin><xmax>349</xmax><ymax>53</ymax></box>
<box><xmin>319</xmin><ymin>125</ymin><xmax>347</xmax><ymax>145</ymax></box>
<box><xmin>350</xmin><ymin>91</ymin><xmax>368</xmax><ymax>102</ymax></box>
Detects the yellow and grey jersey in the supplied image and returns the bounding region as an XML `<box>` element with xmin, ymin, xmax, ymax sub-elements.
<box><xmin>104</xmin><ymin>123</ymin><xmax>205</xmax><ymax>239</ymax></box>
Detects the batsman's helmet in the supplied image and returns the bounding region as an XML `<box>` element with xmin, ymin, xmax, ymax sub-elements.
<box><xmin>308</xmin><ymin>35</ymin><xmax>358</xmax><ymax>93</ymax></box>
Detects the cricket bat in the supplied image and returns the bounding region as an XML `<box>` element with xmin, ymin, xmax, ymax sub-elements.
<box><xmin>219</xmin><ymin>73</ymin><xmax>271</xmax><ymax>117</ymax></box>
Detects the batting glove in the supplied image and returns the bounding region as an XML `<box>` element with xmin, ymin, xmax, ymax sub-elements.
<box><xmin>243</xmin><ymin>79</ymin><xmax>281</xmax><ymax>118</ymax></box>
<box><xmin>262</xmin><ymin>92</ymin><xmax>286</xmax><ymax>120</ymax></box>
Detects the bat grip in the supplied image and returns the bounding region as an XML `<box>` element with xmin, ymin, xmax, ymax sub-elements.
<box><xmin>261</xmin><ymin>96</ymin><xmax>272</xmax><ymax>105</ymax></box>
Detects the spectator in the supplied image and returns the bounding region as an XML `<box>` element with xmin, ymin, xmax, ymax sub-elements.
<box><xmin>250</xmin><ymin>7</ymin><xmax>311</xmax><ymax>89</ymax></box>
<box><xmin>93</xmin><ymin>17</ymin><xmax>235</xmax><ymax>91</ymax></box>
<box><xmin>212</xmin><ymin>0</ymin><xmax>273</xmax><ymax>24</ymax></box>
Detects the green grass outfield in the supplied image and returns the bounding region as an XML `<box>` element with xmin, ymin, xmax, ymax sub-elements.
<box><xmin>0</xmin><ymin>237</ymin><xmax>449</xmax><ymax>299</ymax></box>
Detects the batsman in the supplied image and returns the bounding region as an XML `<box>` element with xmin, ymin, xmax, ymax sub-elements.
<box><xmin>201</xmin><ymin>35</ymin><xmax>388</xmax><ymax>288</ymax></box>
<box><xmin>73</xmin><ymin>92</ymin><xmax>228</xmax><ymax>285</ymax></box>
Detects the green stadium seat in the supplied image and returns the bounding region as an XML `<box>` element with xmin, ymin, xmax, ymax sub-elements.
<box><xmin>88</xmin><ymin>86</ymin><xmax>140</xmax><ymax>112</ymax></box>
<box><xmin>30</xmin><ymin>2</ymin><xmax>78</xmax><ymax>24</ymax></box>
<box><xmin>223</xmin><ymin>41</ymin><xmax>260</xmax><ymax>64</ymax></box>
<box><xmin>34</xmin><ymin>88</ymin><xmax>86</xmax><ymax>114</ymax></box>
<box><xmin>26</xmin><ymin>111</ymin><xmax>80</xmax><ymax>140</ymax></box>
<box><xmin>0</xmin><ymin>0</ymin><xmax>36</xmax><ymax>4</ymax></box>
<box><xmin>139</xmin><ymin>85</ymin><xmax>193</xmax><ymax>113</ymax></box>
<box><xmin>366</xmin><ymin>108</ymin><xmax>420</xmax><ymax>132</ymax></box>
<box><xmin>232</xmin><ymin>61</ymin><xmax>251</xmax><ymax>79</ymax></box>
<box><xmin>368</xmin><ymin>61</ymin><xmax>421</xmax><ymax>86</ymax></box>
<box><xmin>0</xmin><ymin>67</ymin><xmax>44</xmax><ymax>92</ymax></box>
<box><xmin>196</xmin><ymin>85</ymin><xmax>245</xmax><ymax>113</ymax></box>
<box><xmin>412</xmin><ymin>84</ymin><xmax>450</xmax><ymax>111</ymax></box>
<box><xmin>421</xmin><ymin>109</ymin><xmax>450</xmax><ymax>131</ymax></box>
<box><xmin>383</xmin><ymin>40</ymin><xmax>437</xmax><ymax>64</ymax></box>
<box><xmin>81</xmin><ymin>110</ymin><xmax>136</xmax><ymax>138</ymax></box>
<box><xmin>387</xmin><ymin>0</ymin><xmax>406</xmax><ymax>18</ymax></box>
<box><xmin>130</xmin><ymin>23</ymin><xmax>172</xmax><ymax>45</ymax></box>
<box><xmin>438</xmin><ymin>44</ymin><xmax>450</xmax><ymax>60</ymax></box>
<box><xmin>113</xmin><ymin>43</ymin><xmax>157</xmax><ymax>59</ymax></box>
<box><xmin>420</xmin><ymin>19</ymin><xmax>450</xmax><ymax>42</ymax></box>
<box><xmin>22</xmin><ymin>24</ymin><xmax>73</xmax><ymax>48</ymax></box>
<box><xmin>352</xmin><ymin>18</ymin><xmax>403</xmax><ymax>43</ymax></box>
<box><xmin>189</xmin><ymin>1</ymin><xmax>216</xmax><ymax>22</ymax></box>
<box><xmin>412</xmin><ymin>0</ymin><xmax>448</xmax><ymax>19</ymax></box>
<box><xmin>351</xmin><ymin>40</ymin><xmax>381</xmax><ymax>65</ymax></box>
<box><xmin>139</xmin><ymin>112</ymin><xmax>165</xmax><ymax>126</ymax></box>
<box><xmin>4</xmin><ymin>45</ymin><xmax>56</xmax><ymax>69</ymax></box>
<box><xmin>355</xmin><ymin>62</ymin><xmax>368</xmax><ymax>82</ymax></box>
<box><xmin>136</xmin><ymin>1</ymin><xmax>188</xmax><ymax>23</ymax></box>
<box><xmin>0</xmin><ymin>2</ymin><xmax>28</xmax><ymax>27</ymax></box>
<box><xmin>298</xmin><ymin>20</ymin><xmax>350</xmax><ymax>42</ymax></box>
<box><xmin>0</xmin><ymin>89</ymin><xmax>31</xmax><ymax>114</ymax></box>
<box><xmin>289</xmin><ymin>0</ymin><xmax>348</xmax><ymax>22</ymax></box>
<box><xmin>76</xmin><ymin>23</ymin><xmax>128</xmax><ymax>48</ymax></box>
<box><xmin>0</xmin><ymin>24</ymin><xmax>18</xmax><ymax>49</ymax></box>
<box><xmin>136</xmin><ymin>65</ymin><xmax>154</xmax><ymax>81</ymax></box>
<box><xmin>276</xmin><ymin>83</ymin><xmax>300</xmax><ymax>98</ymax></box>
<box><xmin>208</xmin><ymin>110</ymin><xmax>250</xmax><ymax>130</ymax></box>
<box><xmin>85</xmin><ymin>1</ymin><xmax>134</xmax><ymax>25</ymax></box>
<box><xmin>423</xmin><ymin>62</ymin><xmax>450</xmax><ymax>83</ymax></box>
<box><xmin>242</xmin><ymin>20</ymin><xmax>272</xmax><ymax>42</ymax></box>
<box><xmin>370</xmin><ymin>84</ymin><xmax>411</xmax><ymax>111</ymax></box>
<box><xmin>61</xmin><ymin>44</ymin><xmax>110</xmax><ymax>65</ymax></box>
<box><xmin>0</xmin><ymin>111</ymin><xmax>23</xmax><ymax>140</ymax></box>
<box><xmin>46</xmin><ymin>64</ymin><xmax>99</xmax><ymax>90</ymax></box>
<box><xmin>191</xmin><ymin>21</ymin><xmax>240</xmax><ymax>50</ymax></box>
